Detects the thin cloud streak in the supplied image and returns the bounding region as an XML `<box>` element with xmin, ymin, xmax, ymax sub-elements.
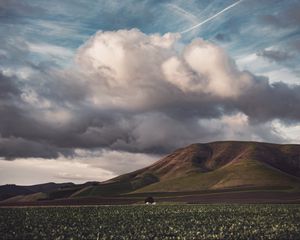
<box><xmin>166</xmin><ymin>4</ymin><xmax>199</xmax><ymax>24</ymax></box>
<box><xmin>180</xmin><ymin>0</ymin><xmax>243</xmax><ymax>34</ymax></box>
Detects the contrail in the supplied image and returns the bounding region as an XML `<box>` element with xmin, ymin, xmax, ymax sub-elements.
<box><xmin>180</xmin><ymin>0</ymin><xmax>243</xmax><ymax>34</ymax></box>
<box><xmin>167</xmin><ymin>4</ymin><xmax>199</xmax><ymax>24</ymax></box>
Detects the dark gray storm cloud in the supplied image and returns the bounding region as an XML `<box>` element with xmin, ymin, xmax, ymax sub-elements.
<box><xmin>0</xmin><ymin>72</ymin><xmax>20</xmax><ymax>98</ymax></box>
<box><xmin>256</xmin><ymin>49</ymin><xmax>292</xmax><ymax>63</ymax></box>
<box><xmin>233</xmin><ymin>76</ymin><xmax>300</xmax><ymax>122</ymax></box>
<box><xmin>214</xmin><ymin>33</ymin><xmax>231</xmax><ymax>42</ymax></box>
<box><xmin>0</xmin><ymin>137</ymin><xmax>66</xmax><ymax>160</ymax></box>
<box><xmin>0</xmin><ymin>72</ymin><xmax>74</xmax><ymax>159</ymax></box>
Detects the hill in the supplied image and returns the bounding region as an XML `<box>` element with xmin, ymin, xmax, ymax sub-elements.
<box><xmin>0</xmin><ymin>182</ymin><xmax>75</xmax><ymax>201</ymax></box>
<box><xmin>74</xmin><ymin>141</ymin><xmax>300</xmax><ymax>198</ymax></box>
<box><xmin>1</xmin><ymin>141</ymin><xmax>300</xmax><ymax>204</ymax></box>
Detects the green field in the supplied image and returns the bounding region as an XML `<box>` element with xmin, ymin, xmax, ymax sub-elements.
<box><xmin>1</xmin><ymin>205</ymin><xmax>300</xmax><ymax>239</ymax></box>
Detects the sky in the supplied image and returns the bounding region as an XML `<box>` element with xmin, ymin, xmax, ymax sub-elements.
<box><xmin>0</xmin><ymin>0</ymin><xmax>300</xmax><ymax>185</ymax></box>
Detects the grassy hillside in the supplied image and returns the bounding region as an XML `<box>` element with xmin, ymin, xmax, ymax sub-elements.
<box><xmin>0</xmin><ymin>182</ymin><xmax>89</xmax><ymax>201</ymax></box>
<box><xmin>134</xmin><ymin>159</ymin><xmax>300</xmax><ymax>193</ymax></box>
<box><xmin>2</xmin><ymin>192</ymin><xmax>48</xmax><ymax>203</ymax></box>
<box><xmin>72</xmin><ymin>172</ymin><xmax>159</xmax><ymax>197</ymax></box>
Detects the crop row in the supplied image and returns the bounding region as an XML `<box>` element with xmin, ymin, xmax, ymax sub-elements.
<box><xmin>0</xmin><ymin>204</ymin><xmax>299</xmax><ymax>239</ymax></box>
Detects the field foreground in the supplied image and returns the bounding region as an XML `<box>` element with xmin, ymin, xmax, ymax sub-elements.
<box><xmin>1</xmin><ymin>205</ymin><xmax>300</xmax><ymax>239</ymax></box>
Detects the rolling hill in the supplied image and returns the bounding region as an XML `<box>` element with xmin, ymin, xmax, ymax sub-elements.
<box><xmin>0</xmin><ymin>182</ymin><xmax>75</xmax><ymax>202</ymax></box>
<box><xmin>73</xmin><ymin>141</ymin><xmax>300</xmax><ymax>198</ymax></box>
<box><xmin>1</xmin><ymin>141</ymin><xmax>300</xmax><ymax>204</ymax></box>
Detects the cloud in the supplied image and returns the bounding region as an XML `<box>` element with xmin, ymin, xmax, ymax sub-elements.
<box><xmin>214</xmin><ymin>33</ymin><xmax>231</xmax><ymax>42</ymax></box>
<box><xmin>0</xmin><ymin>0</ymin><xmax>46</xmax><ymax>22</ymax></box>
<box><xmin>166</xmin><ymin>3</ymin><xmax>199</xmax><ymax>24</ymax></box>
<box><xmin>76</xmin><ymin>29</ymin><xmax>251</xmax><ymax>105</ymax></box>
<box><xmin>287</xmin><ymin>39</ymin><xmax>300</xmax><ymax>55</ymax></box>
<box><xmin>0</xmin><ymin>136</ymin><xmax>69</xmax><ymax>160</ymax></box>
<box><xmin>257</xmin><ymin>49</ymin><xmax>292</xmax><ymax>63</ymax></box>
<box><xmin>198</xmin><ymin>112</ymin><xmax>284</xmax><ymax>143</ymax></box>
<box><xmin>1</xmin><ymin>29</ymin><xmax>300</xmax><ymax>160</ymax></box>
<box><xmin>0</xmin><ymin>158</ymin><xmax>116</xmax><ymax>185</ymax></box>
<box><xmin>0</xmin><ymin>149</ymin><xmax>158</xmax><ymax>184</ymax></box>
<box><xmin>27</xmin><ymin>42</ymin><xmax>74</xmax><ymax>60</ymax></box>
<box><xmin>0</xmin><ymin>72</ymin><xmax>21</xmax><ymax>98</ymax></box>
<box><xmin>73</xmin><ymin>149</ymin><xmax>158</xmax><ymax>175</ymax></box>
<box><xmin>260</xmin><ymin>2</ymin><xmax>300</xmax><ymax>29</ymax></box>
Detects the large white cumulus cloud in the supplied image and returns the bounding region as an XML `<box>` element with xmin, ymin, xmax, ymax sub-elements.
<box><xmin>74</xmin><ymin>29</ymin><xmax>254</xmax><ymax>111</ymax></box>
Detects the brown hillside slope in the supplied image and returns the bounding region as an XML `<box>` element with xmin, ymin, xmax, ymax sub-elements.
<box><xmin>73</xmin><ymin>141</ymin><xmax>300</xmax><ymax>197</ymax></box>
<box><xmin>113</xmin><ymin>141</ymin><xmax>300</xmax><ymax>182</ymax></box>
